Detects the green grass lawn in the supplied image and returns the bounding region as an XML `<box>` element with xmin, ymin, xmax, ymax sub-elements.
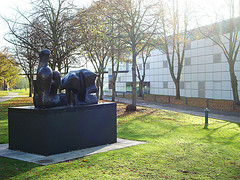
<box><xmin>0</xmin><ymin>91</ymin><xmax>9</xmax><ymax>97</ymax></box>
<box><xmin>9</xmin><ymin>89</ymin><xmax>29</xmax><ymax>96</ymax></box>
<box><xmin>0</xmin><ymin>98</ymin><xmax>239</xmax><ymax>179</ymax></box>
<box><xmin>0</xmin><ymin>89</ymin><xmax>29</xmax><ymax>97</ymax></box>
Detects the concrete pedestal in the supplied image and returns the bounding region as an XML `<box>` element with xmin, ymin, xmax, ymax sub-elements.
<box><xmin>8</xmin><ymin>102</ymin><xmax>116</xmax><ymax>156</ymax></box>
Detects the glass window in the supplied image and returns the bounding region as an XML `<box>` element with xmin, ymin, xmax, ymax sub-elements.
<box><xmin>146</xmin><ymin>63</ymin><xmax>150</xmax><ymax>69</ymax></box>
<box><xmin>163</xmin><ymin>82</ymin><xmax>168</xmax><ymax>88</ymax></box>
<box><xmin>186</xmin><ymin>42</ymin><xmax>191</xmax><ymax>50</ymax></box>
<box><xmin>198</xmin><ymin>81</ymin><xmax>205</xmax><ymax>90</ymax></box>
<box><xmin>180</xmin><ymin>81</ymin><xmax>185</xmax><ymax>89</ymax></box>
<box><xmin>213</xmin><ymin>53</ymin><xmax>221</xmax><ymax>63</ymax></box>
<box><xmin>185</xmin><ymin>58</ymin><xmax>191</xmax><ymax>66</ymax></box>
<box><xmin>163</xmin><ymin>61</ymin><xmax>168</xmax><ymax>68</ymax></box>
<box><xmin>126</xmin><ymin>82</ymin><xmax>150</xmax><ymax>94</ymax></box>
<box><xmin>138</xmin><ymin>64</ymin><xmax>142</xmax><ymax>70</ymax></box>
<box><xmin>126</xmin><ymin>82</ymin><xmax>132</xmax><ymax>92</ymax></box>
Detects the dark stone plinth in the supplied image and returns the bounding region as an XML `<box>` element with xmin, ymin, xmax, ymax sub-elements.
<box><xmin>8</xmin><ymin>102</ymin><xmax>116</xmax><ymax>156</ymax></box>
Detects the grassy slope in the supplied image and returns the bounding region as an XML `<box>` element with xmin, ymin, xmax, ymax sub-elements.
<box><xmin>0</xmin><ymin>98</ymin><xmax>239</xmax><ymax>179</ymax></box>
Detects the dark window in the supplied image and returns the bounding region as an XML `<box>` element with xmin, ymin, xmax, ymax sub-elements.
<box><xmin>142</xmin><ymin>82</ymin><xmax>150</xmax><ymax>94</ymax></box>
<box><xmin>163</xmin><ymin>82</ymin><xmax>168</xmax><ymax>88</ymax></box>
<box><xmin>146</xmin><ymin>63</ymin><xmax>150</xmax><ymax>69</ymax></box>
<box><xmin>126</xmin><ymin>82</ymin><xmax>150</xmax><ymax>94</ymax></box>
<box><xmin>186</xmin><ymin>42</ymin><xmax>191</xmax><ymax>50</ymax></box>
<box><xmin>185</xmin><ymin>58</ymin><xmax>191</xmax><ymax>66</ymax></box>
<box><xmin>198</xmin><ymin>90</ymin><xmax>205</xmax><ymax>98</ymax></box>
<box><xmin>198</xmin><ymin>81</ymin><xmax>205</xmax><ymax>98</ymax></box>
<box><xmin>213</xmin><ymin>53</ymin><xmax>221</xmax><ymax>63</ymax></box>
<box><xmin>138</xmin><ymin>64</ymin><xmax>142</xmax><ymax>70</ymax></box>
<box><xmin>180</xmin><ymin>81</ymin><xmax>185</xmax><ymax>89</ymax></box>
<box><xmin>126</xmin><ymin>82</ymin><xmax>132</xmax><ymax>92</ymax></box>
<box><xmin>222</xmin><ymin>20</ymin><xmax>230</xmax><ymax>34</ymax></box>
<box><xmin>198</xmin><ymin>81</ymin><xmax>205</xmax><ymax>90</ymax></box>
<box><xmin>213</xmin><ymin>36</ymin><xmax>221</xmax><ymax>45</ymax></box>
<box><xmin>163</xmin><ymin>61</ymin><xmax>168</xmax><ymax>68</ymax></box>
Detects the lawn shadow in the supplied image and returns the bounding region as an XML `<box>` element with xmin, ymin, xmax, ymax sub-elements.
<box><xmin>117</xmin><ymin>109</ymin><xmax>179</xmax><ymax>141</ymax></box>
<box><xmin>0</xmin><ymin>157</ymin><xmax>40</xmax><ymax>179</ymax></box>
<box><xmin>202</xmin><ymin>122</ymin><xmax>240</xmax><ymax>147</ymax></box>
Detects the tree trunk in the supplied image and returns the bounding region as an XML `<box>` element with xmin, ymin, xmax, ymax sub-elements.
<box><xmin>175</xmin><ymin>79</ymin><xmax>180</xmax><ymax>99</ymax></box>
<box><xmin>112</xmin><ymin>85</ymin><xmax>116</xmax><ymax>101</ymax></box>
<box><xmin>229</xmin><ymin>63</ymin><xmax>240</xmax><ymax>105</ymax></box>
<box><xmin>99</xmin><ymin>74</ymin><xmax>104</xmax><ymax>100</ymax></box>
<box><xmin>131</xmin><ymin>47</ymin><xmax>137</xmax><ymax>111</ymax></box>
<box><xmin>111</xmin><ymin>60</ymin><xmax>115</xmax><ymax>101</ymax></box>
<box><xmin>96</xmin><ymin>75</ymin><xmax>100</xmax><ymax>100</ymax></box>
<box><xmin>138</xmin><ymin>80</ymin><xmax>143</xmax><ymax>97</ymax></box>
<box><xmin>57</xmin><ymin>62</ymin><xmax>62</xmax><ymax>74</ymax></box>
<box><xmin>28</xmin><ymin>76</ymin><xmax>33</xmax><ymax>97</ymax></box>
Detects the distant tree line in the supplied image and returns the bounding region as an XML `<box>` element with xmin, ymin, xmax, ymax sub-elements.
<box><xmin>2</xmin><ymin>0</ymin><xmax>240</xmax><ymax>108</ymax></box>
<box><xmin>0</xmin><ymin>49</ymin><xmax>20</xmax><ymax>90</ymax></box>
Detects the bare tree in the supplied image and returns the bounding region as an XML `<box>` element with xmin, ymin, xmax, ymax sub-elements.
<box><xmin>14</xmin><ymin>44</ymin><xmax>38</xmax><ymax>97</ymax></box>
<box><xmin>105</xmin><ymin>2</ymin><xmax>130</xmax><ymax>101</ymax></box>
<box><xmin>198</xmin><ymin>0</ymin><xmax>240</xmax><ymax>105</ymax></box>
<box><xmin>157</xmin><ymin>0</ymin><xmax>193</xmax><ymax>99</ymax></box>
<box><xmin>3</xmin><ymin>0</ymin><xmax>85</xmax><ymax>72</ymax></box>
<box><xmin>136</xmin><ymin>42</ymin><xmax>155</xmax><ymax>97</ymax></box>
<box><xmin>6</xmin><ymin>21</ymin><xmax>42</xmax><ymax>97</ymax></box>
<box><xmin>109</xmin><ymin>0</ymin><xmax>159</xmax><ymax>110</ymax></box>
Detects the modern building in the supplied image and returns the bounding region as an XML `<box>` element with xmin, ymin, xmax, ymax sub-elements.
<box><xmin>103</xmin><ymin>36</ymin><xmax>240</xmax><ymax>101</ymax></box>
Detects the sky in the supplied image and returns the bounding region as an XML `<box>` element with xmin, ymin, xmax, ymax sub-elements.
<box><xmin>0</xmin><ymin>0</ymin><xmax>30</xmax><ymax>48</ymax></box>
<box><xmin>0</xmin><ymin>0</ymin><xmax>93</xmax><ymax>48</ymax></box>
<box><xmin>0</xmin><ymin>0</ymin><xmax>238</xmax><ymax>49</ymax></box>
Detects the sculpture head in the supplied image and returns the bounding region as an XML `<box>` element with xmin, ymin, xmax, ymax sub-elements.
<box><xmin>38</xmin><ymin>49</ymin><xmax>50</xmax><ymax>71</ymax></box>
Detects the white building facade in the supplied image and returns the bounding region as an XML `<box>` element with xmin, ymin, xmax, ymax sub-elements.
<box><xmin>104</xmin><ymin>37</ymin><xmax>240</xmax><ymax>101</ymax></box>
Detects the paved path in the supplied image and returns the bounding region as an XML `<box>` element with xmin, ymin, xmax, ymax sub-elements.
<box><xmin>0</xmin><ymin>92</ymin><xmax>20</xmax><ymax>103</ymax></box>
<box><xmin>103</xmin><ymin>96</ymin><xmax>240</xmax><ymax>124</ymax></box>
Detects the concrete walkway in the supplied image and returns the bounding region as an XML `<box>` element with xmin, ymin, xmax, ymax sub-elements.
<box><xmin>0</xmin><ymin>138</ymin><xmax>145</xmax><ymax>165</ymax></box>
<box><xmin>0</xmin><ymin>92</ymin><xmax>20</xmax><ymax>103</ymax></box>
<box><xmin>103</xmin><ymin>96</ymin><xmax>240</xmax><ymax>124</ymax></box>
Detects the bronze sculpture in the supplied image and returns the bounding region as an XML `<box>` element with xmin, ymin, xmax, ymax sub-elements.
<box><xmin>33</xmin><ymin>49</ymin><xmax>97</xmax><ymax>108</ymax></box>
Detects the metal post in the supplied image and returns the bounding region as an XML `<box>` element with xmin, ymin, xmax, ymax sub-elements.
<box><xmin>168</xmin><ymin>96</ymin><xmax>170</xmax><ymax>103</ymax></box>
<box><xmin>185</xmin><ymin>97</ymin><xmax>188</xmax><ymax>105</ymax></box>
<box><xmin>206</xmin><ymin>99</ymin><xmax>209</xmax><ymax>108</ymax></box>
<box><xmin>154</xmin><ymin>95</ymin><xmax>156</xmax><ymax>102</ymax></box>
<box><xmin>204</xmin><ymin>108</ymin><xmax>210</xmax><ymax>126</ymax></box>
<box><xmin>233</xmin><ymin>100</ymin><xmax>235</xmax><ymax>111</ymax></box>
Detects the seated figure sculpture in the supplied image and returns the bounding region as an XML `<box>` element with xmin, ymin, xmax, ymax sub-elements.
<box><xmin>33</xmin><ymin>49</ymin><xmax>98</xmax><ymax>108</ymax></box>
<box><xmin>33</xmin><ymin>49</ymin><xmax>67</xmax><ymax>108</ymax></box>
<box><xmin>61</xmin><ymin>69</ymin><xmax>98</xmax><ymax>105</ymax></box>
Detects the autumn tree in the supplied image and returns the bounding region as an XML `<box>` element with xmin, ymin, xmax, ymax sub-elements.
<box><xmin>0</xmin><ymin>49</ymin><xmax>20</xmax><ymax>89</ymax></box>
<box><xmin>108</xmin><ymin>0</ymin><xmax>159</xmax><ymax>110</ymax></box>
<box><xmin>156</xmin><ymin>0</ymin><xmax>193</xmax><ymax>99</ymax></box>
<box><xmin>80</xmin><ymin>1</ymin><xmax>112</xmax><ymax>100</ymax></box>
<box><xmin>104</xmin><ymin>1</ymin><xmax>130</xmax><ymax>101</ymax></box>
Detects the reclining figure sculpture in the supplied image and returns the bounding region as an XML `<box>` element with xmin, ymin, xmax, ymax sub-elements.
<box><xmin>33</xmin><ymin>49</ymin><xmax>98</xmax><ymax>108</ymax></box>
